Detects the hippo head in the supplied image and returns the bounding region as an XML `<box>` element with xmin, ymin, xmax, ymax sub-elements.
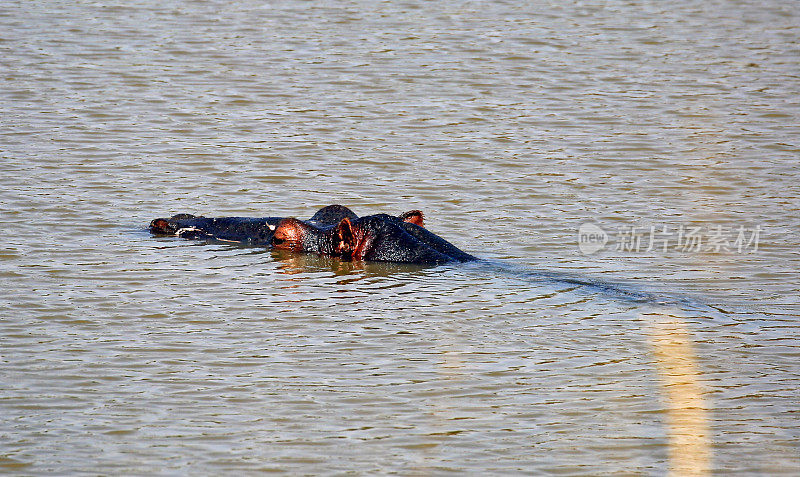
<box><xmin>271</xmin><ymin>210</ymin><xmax>426</xmax><ymax>257</ymax></box>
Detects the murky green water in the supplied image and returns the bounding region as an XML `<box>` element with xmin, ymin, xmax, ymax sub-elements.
<box><xmin>2</xmin><ymin>1</ymin><xmax>798</xmax><ymax>475</ymax></box>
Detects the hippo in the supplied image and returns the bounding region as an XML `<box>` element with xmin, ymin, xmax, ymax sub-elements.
<box><xmin>271</xmin><ymin>213</ymin><xmax>476</xmax><ymax>264</ymax></box>
<box><xmin>148</xmin><ymin>206</ymin><xmax>701</xmax><ymax>308</ymax></box>
<box><xmin>149</xmin><ymin>205</ymin><xmax>427</xmax><ymax>249</ymax></box>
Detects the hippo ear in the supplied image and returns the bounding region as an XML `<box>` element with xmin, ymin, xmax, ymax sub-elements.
<box><xmin>335</xmin><ymin>217</ymin><xmax>356</xmax><ymax>256</ymax></box>
<box><xmin>399</xmin><ymin>210</ymin><xmax>424</xmax><ymax>227</ymax></box>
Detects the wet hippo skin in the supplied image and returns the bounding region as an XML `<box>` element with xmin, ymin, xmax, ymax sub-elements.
<box><xmin>272</xmin><ymin>213</ymin><xmax>476</xmax><ymax>265</ymax></box>
<box><xmin>149</xmin><ymin>204</ymin><xmax>363</xmax><ymax>246</ymax></box>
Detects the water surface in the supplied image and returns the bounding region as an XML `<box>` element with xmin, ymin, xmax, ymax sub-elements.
<box><xmin>2</xmin><ymin>1</ymin><xmax>798</xmax><ymax>475</ymax></box>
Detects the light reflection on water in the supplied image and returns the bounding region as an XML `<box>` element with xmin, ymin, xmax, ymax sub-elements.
<box><xmin>2</xmin><ymin>0</ymin><xmax>799</xmax><ymax>475</ymax></box>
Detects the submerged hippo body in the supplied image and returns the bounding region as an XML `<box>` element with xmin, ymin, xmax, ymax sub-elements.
<box><xmin>272</xmin><ymin>213</ymin><xmax>476</xmax><ymax>265</ymax></box>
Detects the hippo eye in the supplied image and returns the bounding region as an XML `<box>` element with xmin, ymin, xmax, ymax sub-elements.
<box><xmin>272</xmin><ymin>237</ymin><xmax>285</xmax><ymax>245</ymax></box>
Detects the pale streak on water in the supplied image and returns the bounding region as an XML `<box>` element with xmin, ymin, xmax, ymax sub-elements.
<box><xmin>1</xmin><ymin>1</ymin><xmax>799</xmax><ymax>475</ymax></box>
